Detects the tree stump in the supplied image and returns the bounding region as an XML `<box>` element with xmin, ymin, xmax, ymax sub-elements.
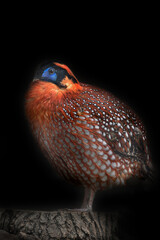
<box><xmin>0</xmin><ymin>209</ymin><xmax>118</xmax><ymax>240</ymax></box>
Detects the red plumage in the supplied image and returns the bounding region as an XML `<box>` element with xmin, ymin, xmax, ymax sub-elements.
<box><xmin>25</xmin><ymin>62</ymin><xmax>152</xmax><ymax>210</ymax></box>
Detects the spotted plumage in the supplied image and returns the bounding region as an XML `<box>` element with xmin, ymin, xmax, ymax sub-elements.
<box><xmin>25</xmin><ymin>62</ymin><xmax>152</xmax><ymax>210</ymax></box>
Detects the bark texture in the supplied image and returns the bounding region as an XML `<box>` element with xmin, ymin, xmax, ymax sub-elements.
<box><xmin>0</xmin><ymin>209</ymin><xmax>118</xmax><ymax>240</ymax></box>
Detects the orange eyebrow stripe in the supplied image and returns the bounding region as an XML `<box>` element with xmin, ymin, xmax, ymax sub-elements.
<box><xmin>54</xmin><ymin>62</ymin><xmax>79</xmax><ymax>83</ymax></box>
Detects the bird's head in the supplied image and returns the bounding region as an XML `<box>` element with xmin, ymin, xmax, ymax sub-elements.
<box><xmin>33</xmin><ymin>62</ymin><xmax>80</xmax><ymax>90</ymax></box>
<box><xmin>26</xmin><ymin>62</ymin><xmax>82</xmax><ymax>116</ymax></box>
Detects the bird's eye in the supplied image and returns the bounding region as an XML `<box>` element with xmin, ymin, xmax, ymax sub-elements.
<box><xmin>48</xmin><ymin>68</ymin><xmax>55</xmax><ymax>74</ymax></box>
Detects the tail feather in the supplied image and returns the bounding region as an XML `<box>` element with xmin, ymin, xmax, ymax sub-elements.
<box><xmin>141</xmin><ymin>163</ymin><xmax>155</xmax><ymax>182</ymax></box>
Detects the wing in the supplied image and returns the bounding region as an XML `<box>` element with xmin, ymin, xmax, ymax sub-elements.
<box><xmin>80</xmin><ymin>83</ymin><xmax>150</xmax><ymax>164</ymax></box>
<box><xmin>96</xmin><ymin>93</ymin><xmax>149</xmax><ymax>163</ymax></box>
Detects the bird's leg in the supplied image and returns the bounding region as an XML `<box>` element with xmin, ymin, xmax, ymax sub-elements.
<box><xmin>81</xmin><ymin>187</ymin><xmax>95</xmax><ymax>211</ymax></box>
<box><xmin>64</xmin><ymin>188</ymin><xmax>95</xmax><ymax>212</ymax></box>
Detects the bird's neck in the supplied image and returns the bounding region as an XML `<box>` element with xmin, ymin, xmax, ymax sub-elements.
<box><xmin>25</xmin><ymin>79</ymin><xmax>82</xmax><ymax>126</ymax></box>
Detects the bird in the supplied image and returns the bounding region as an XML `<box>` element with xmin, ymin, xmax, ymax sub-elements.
<box><xmin>25</xmin><ymin>61</ymin><xmax>153</xmax><ymax>211</ymax></box>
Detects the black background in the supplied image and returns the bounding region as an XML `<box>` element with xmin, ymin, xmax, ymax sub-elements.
<box><xmin>1</xmin><ymin>8</ymin><xmax>159</xmax><ymax>240</ymax></box>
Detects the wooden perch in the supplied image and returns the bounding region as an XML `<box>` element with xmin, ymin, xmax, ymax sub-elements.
<box><xmin>0</xmin><ymin>209</ymin><xmax>118</xmax><ymax>240</ymax></box>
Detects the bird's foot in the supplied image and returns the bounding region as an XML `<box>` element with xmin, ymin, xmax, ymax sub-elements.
<box><xmin>63</xmin><ymin>207</ymin><xmax>92</xmax><ymax>212</ymax></box>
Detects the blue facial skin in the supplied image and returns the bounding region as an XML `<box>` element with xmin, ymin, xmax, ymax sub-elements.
<box><xmin>41</xmin><ymin>67</ymin><xmax>57</xmax><ymax>82</ymax></box>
